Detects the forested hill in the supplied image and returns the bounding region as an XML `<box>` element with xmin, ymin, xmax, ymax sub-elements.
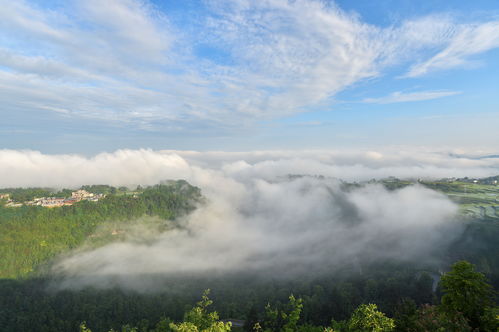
<box><xmin>0</xmin><ymin>180</ymin><xmax>202</xmax><ymax>279</ymax></box>
<box><xmin>0</xmin><ymin>179</ymin><xmax>498</xmax><ymax>331</ymax></box>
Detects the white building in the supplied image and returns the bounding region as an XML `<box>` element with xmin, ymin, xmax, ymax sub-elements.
<box><xmin>71</xmin><ymin>190</ymin><xmax>94</xmax><ymax>200</ymax></box>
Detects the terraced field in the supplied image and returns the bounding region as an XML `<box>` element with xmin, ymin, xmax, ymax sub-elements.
<box><xmin>419</xmin><ymin>181</ymin><xmax>499</xmax><ymax>219</ymax></box>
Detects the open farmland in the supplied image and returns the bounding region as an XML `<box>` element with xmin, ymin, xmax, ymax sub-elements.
<box><xmin>420</xmin><ymin>181</ymin><xmax>499</xmax><ymax>220</ymax></box>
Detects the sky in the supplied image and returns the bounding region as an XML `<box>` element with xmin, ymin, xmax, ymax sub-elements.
<box><xmin>1</xmin><ymin>0</ymin><xmax>499</xmax><ymax>154</ymax></box>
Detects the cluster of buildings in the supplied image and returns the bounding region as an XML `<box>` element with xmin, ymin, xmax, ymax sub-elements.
<box><xmin>1</xmin><ymin>190</ymin><xmax>104</xmax><ymax>208</ymax></box>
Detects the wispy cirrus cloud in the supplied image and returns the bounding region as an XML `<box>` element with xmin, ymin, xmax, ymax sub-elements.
<box><xmin>0</xmin><ymin>0</ymin><xmax>498</xmax><ymax>135</ymax></box>
<box><xmin>405</xmin><ymin>21</ymin><xmax>499</xmax><ymax>77</ymax></box>
<box><xmin>362</xmin><ymin>90</ymin><xmax>461</xmax><ymax>104</ymax></box>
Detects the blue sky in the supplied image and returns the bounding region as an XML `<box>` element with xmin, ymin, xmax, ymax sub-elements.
<box><xmin>0</xmin><ymin>0</ymin><xmax>498</xmax><ymax>153</ymax></box>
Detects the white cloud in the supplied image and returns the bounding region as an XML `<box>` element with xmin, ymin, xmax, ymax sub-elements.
<box><xmin>362</xmin><ymin>90</ymin><xmax>461</xmax><ymax>104</ymax></box>
<box><xmin>201</xmin><ymin>0</ymin><xmax>383</xmax><ymax>116</ymax></box>
<box><xmin>2</xmin><ymin>147</ymin><xmax>466</xmax><ymax>289</ymax></box>
<box><xmin>406</xmin><ymin>21</ymin><xmax>499</xmax><ymax>77</ymax></box>
<box><xmin>0</xmin><ymin>0</ymin><xmax>70</xmax><ymax>42</ymax></box>
<box><xmin>0</xmin><ymin>48</ymin><xmax>106</xmax><ymax>82</ymax></box>
<box><xmin>74</xmin><ymin>0</ymin><xmax>173</xmax><ymax>67</ymax></box>
<box><xmin>2</xmin><ymin>148</ymin><xmax>496</xmax><ymax>289</ymax></box>
<box><xmin>1</xmin><ymin>148</ymin><xmax>499</xmax><ymax>189</ymax></box>
<box><xmin>0</xmin><ymin>0</ymin><xmax>498</xmax><ymax>132</ymax></box>
<box><xmin>54</xmin><ymin>180</ymin><xmax>459</xmax><ymax>289</ymax></box>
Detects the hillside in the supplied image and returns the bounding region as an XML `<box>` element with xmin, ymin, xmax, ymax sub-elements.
<box><xmin>0</xmin><ymin>180</ymin><xmax>202</xmax><ymax>279</ymax></box>
<box><xmin>0</xmin><ymin>178</ymin><xmax>497</xmax><ymax>331</ymax></box>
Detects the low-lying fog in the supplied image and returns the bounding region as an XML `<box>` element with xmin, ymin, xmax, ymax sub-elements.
<box><xmin>2</xmin><ymin>148</ymin><xmax>498</xmax><ymax>291</ymax></box>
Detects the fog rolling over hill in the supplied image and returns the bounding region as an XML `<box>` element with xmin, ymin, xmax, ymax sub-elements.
<box><xmin>2</xmin><ymin>0</ymin><xmax>499</xmax><ymax>330</ymax></box>
<box><xmin>53</xmin><ymin>179</ymin><xmax>460</xmax><ymax>291</ymax></box>
<box><xmin>1</xmin><ymin>148</ymin><xmax>483</xmax><ymax>291</ymax></box>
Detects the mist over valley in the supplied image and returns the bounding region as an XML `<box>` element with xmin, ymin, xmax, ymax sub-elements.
<box><xmin>2</xmin><ymin>0</ymin><xmax>499</xmax><ymax>330</ymax></box>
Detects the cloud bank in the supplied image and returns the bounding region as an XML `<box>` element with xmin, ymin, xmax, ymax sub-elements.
<box><xmin>54</xmin><ymin>179</ymin><xmax>458</xmax><ymax>290</ymax></box>
<box><xmin>2</xmin><ymin>148</ymin><xmax>499</xmax><ymax>189</ymax></box>
<box><xmin>2</xmin><ymin>148</ymin><xmax>498</xmax><ymax>290</ymax></box>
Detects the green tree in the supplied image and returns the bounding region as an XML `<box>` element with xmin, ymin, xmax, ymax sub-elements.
<box><xmin>263</xmin><ymin>295</ymin><xmax>303</xmax><ymax>332</ymax></box>
<box><xmin>479</xmin><ymin>306</ymin><xmax>499</xmax><ymax>332</ymax></box>
<box><xmin>244</xmin><ymin>305</ymin><xmax>259</xmax><ymax>332</ymax></box>
<box><xmin>410</xmin><ymin>304</ymin><xmax>471</xmax><ymax>332</ymax></box>
<box><xmin>169</xmin><ymin>290</ymin><xmax>232</xmax><ymax>332</ymax></box>
<box><xmin>79</xmin><ymin>322</ymin><xmax>92</xmax><ymax>332</ymax></box>
<box><xmin>154</xmin><ymin>317</ymin><xmax>173</xmax><ymax>332</ymax></box>
<box><xmin>347</xmin><ymin>304</ymin><xmax>395</xmax><ymax>332</ymax></box>
<box><xmin>282</xmin><ymin>295</ymin><xmax>303</xmax><ymax>332</ymax></box>
<box><xmin>393</xmin><ymin>298</ymin><xmax>417</xmax><ymax>332</ymax></box>
<box><xmin>440</xmin><ymin>261</ymin><xmax>495</xmax><ymax>329</ymax></box>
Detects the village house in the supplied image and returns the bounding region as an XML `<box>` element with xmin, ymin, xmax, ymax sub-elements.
<box><xmin>71</xmin><ymin>189</ymin><xmax>94</xmax><ymax>200</ymax></box>
<box><xmin>5</xmin><ymin>202</ymin><xmax>23</xmax><ymax>207</ymax></box>
<box><xmin>40</xmin><ymin>197</ymin><xmax>66</xmax><ymax>207</ymax></box>
<box><xmin>63</xmin><ymin>198</ymin><xmax>79</xmax><ymax>205</ymax></box>
<box><xmin>3</xmin><ymin>189</ymin><xmax>104</xmax><ymax>208</ymax></box>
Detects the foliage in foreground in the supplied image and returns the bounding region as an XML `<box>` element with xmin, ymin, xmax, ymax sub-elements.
<box><xmin>78</xmin><ymin>262</ymin><xmax>498</xmax><ymax>332</ymax></box>
<box><xmin>346</xmin><ymin>304</ymin><xmax>394</xmax><ymax>332</ymax></box>
<box><xmin>440</xmin><ymin>260</ymin><xmax>495</xmax><ymax>329</ymax></box>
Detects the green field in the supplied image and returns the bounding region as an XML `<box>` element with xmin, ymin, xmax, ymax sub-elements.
<box><xmin>419</xmin><ymin>181</ymin><xmax>499</xmax><ymax>220</ymax></box>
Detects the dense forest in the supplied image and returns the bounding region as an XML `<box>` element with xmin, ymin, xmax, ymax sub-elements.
<box><xmin>0</xmin><ymin>181</ymin><xmax>202</xmax><ymax>279</ymax></box>
<box><xmin>1</xmin><ymin>261</ymin><xmax>496</xmax><ymax>331</ymax></box>
<box><xmin>76</xmin><ymin>261</ymin><xmax>496</xmax><ymax>332</ymax></box>
<box><xmin>0</xmin><ymin>179</ymin><xmax>498</xmax><ymax>331</ymax></box>
<box><xmin>0</xmin><ymin>262</ymin><xmax>433</xmax><ymax>331</ymax></box>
